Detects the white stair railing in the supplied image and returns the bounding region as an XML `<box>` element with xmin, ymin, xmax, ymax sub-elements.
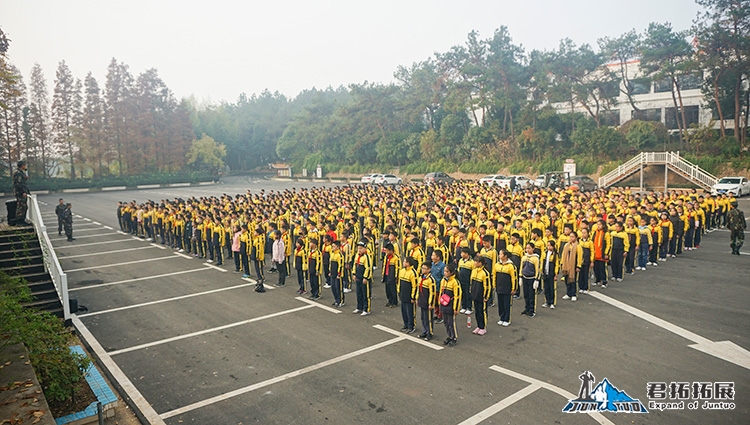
<box><xmin>28</xmin><ymin>194</ymin><xmax>70</xmax><ymax>321</ymax></box>
<box><xmin>599</xmin><ymin>151</ymin><xmax>718</xmax><ymax>190</ymax></box>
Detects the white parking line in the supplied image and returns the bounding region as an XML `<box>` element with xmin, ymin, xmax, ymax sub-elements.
<box><xmin>150</xmin><ymin>243</ymin><xmax>166</xmax><ymax>250</ymax></box>
<box><xmin>58</xmin><ymin>246</ymin><xmax>156</xmax><ymax>260</ymax></box>
<box><xmin>372</xmin><ymin>324</ymin><xmax>442</xmax><ymax>350</ymax></box>
<box><xmin>66</xmin><ymin>254</ymin><xmax>181</xmax><ymax>272</ymax></box>
<box><xmin>160</xmin><ymin>336</ymin><xmax>406</xmax><ymax>420</ymax></box>
<box><xmin>458</xmin><ymin>384</ymin><xmax>540</xmax><ymax>425</ymax></box>
<box><xmin>78</xmin><ymin>282</ymin><xmax>259</xmax><ymax>318</ymax></box>
<box><xmin>204</xmin><ymin>262</ymin><xmax>228</xmax><ymax>272</ymax></box>
<box><xmin>589</xmin><ymin>291</ymin><xmax>750</xmax><ymax>370</ymax></box>
<box><xmin>53</xmin><ymin>239</ymin><xmax>137</xmax><ymax>249</ymax></box>
<box><xmin>69</xmin><ymin>268</ymin><xmax>212</xmax><ymax>292</ymax></box>
<box><xmin>103</xmin><ymin>225</ymin><xmax>112</xmax><ymax>230</ymax></box>
<box><xmin>57</xmin><ymin>227</ymin><xmax>109</xmax><ymax>233</ymax></box>
<box><xmin>484</xmin><ymin>366</ymin><xmax>615</xmax><ymax>425</ymax></box>
<box><xmin>109</xmin><ymin>304</ymin><xmax>317</xmax><ymax>356</ymax></box>
<box><xmin>51</xmin><ymin>232</ymin><xmax>118</xmax><ymax>241</ymax></box>
<box><xmin>72</xmin><ymin>316</ymin><xmax>167</xmax><ymax>425</ymax></box>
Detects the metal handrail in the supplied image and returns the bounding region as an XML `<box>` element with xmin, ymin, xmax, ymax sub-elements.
<box><xmin>28</xmin><ymin>194</ymin><xmax>70</xmax><ymax>320</ymax></box>
<box><xmin>599</xmin><ymin>151</ymin><xmax>718</xmax><ymax>190</ymax></box>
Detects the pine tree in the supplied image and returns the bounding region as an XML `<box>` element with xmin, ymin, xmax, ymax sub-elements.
<box><xmin>51</xmin><ymin>60</ymin><xmax>82</xmax><ymax>179</ymax></box>
<box><xmin>0</xmin><ymin>63</ymin><xmax>25</xmax><ymax>177</ymax></box>
<box><xmin>82</xmin><ymin>72</ymin><xmax>107</xmax><ymax>177</ymax></box>
<box><xmin>105</xmin><ymin>58</ymin><xmax>134</xmax><ymax>176</ymax></box>
<box><xmin>28</xmin><ymin>63</ymin><xmax>51</xmax><ymax>177</ymax></box>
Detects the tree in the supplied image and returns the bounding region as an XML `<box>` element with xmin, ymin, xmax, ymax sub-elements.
<box><xmin>599</xmin><ymin>30</ymin><xmax>643</xmax><ymax>113</ymax></box>
<box><xmin>186</xmin><ymin>134</ymin><xmax>226</xmax><ymax>172</ymax></box>
<box><xmin>105</xmin><ymin>58</ymin><xmax>134</xmax><ymax>176</ymax></box>
<box><xmin>695</xmin><ymin>0</ymin><xmax>750</xmax><ymax>151</ymax></box>
<box><xmin>28</xmin><ymin>63</ymin><xmax>52</xmax><ymax>177</ymax></box>
<box><xmin>0</xmin><ymin>63</ymin><xmax>26</xmax><ymax>177</ymax></box>
<box><xmin>51</xmin><ymin>61</ymin><xmax>82</xmax><ymax>179</ymax></box>
<box><xmin>639</xmin><ymin>22</ymin><xmax>696</xmax><ymax>146</ymax></box>
<box><xmin>82</xmin><ymin>72</ymin><xmax>107</xmax><ymax>177</ymax></box>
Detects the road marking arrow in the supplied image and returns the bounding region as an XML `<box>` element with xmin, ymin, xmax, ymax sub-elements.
<box><xmin>589</xmin><ymin>291</ymin><xmax>750</xmax><ymax>370</ymax></box>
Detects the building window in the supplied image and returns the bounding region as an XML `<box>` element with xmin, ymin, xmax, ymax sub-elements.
<box><xmin>632</xmin><ymin>108</ymin><xmax>661</xmax><ymax>122</ymax></box>
<box><xmin>678</xmin><ymin>72</ymin><xmax>702</xmax><ymax>91</ymax></box>
<box><xmin>665</xmin><ymin>105</ymin><xmax>700</xmax><ymax>129</ymax></box>
<box><xmin>601</xmin><ymin>109</ymin><xmax>620</xmax><ymax>127</ymax></box>
<box><xmin>628</xmin><ymin>78</ymin><xmax>651</xmax><ymax>95</ymax></box>
<box><xmin>654</xmin><ymin>78</ymin><xmax>672</xmax><ymax>93</ymax></box>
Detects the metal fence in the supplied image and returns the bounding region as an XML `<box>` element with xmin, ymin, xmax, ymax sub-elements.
<box><xmin>28</xmin><ymin>194</ymin><xmax>70</xmax><ymax>320</ymax></box>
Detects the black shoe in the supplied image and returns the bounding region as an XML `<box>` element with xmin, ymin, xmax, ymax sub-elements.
<box><xmin>255</xmin><ymin>287</ymin><xmax>266</xmax><ymax>293</ymax></box>
<box><xmin>58</xmin><ymin>232</ymin><xmax>62</xmax><ymax>236</ymax></box>
<box><xmin>443</xmin><ymin>338</ymin><xmax>452</xmax><ymax>345</ymax></box>
<box><xmin>400</xmin><ymin>326</ymin><xmax>408</xmax><ymax>331</ymax></box>
<box><xmin>424</xmin><ymin>334</ymin><xmax>433</xmax><ymax>341</ymax></box>
<box><xmin>407</xmin><ymin>328</ymin><xmax>416</xmax><ymax>334</ymax></box>
<box><xmin>528</xmin><ymin>312</ymin><xmax>536</xmax><ymax>318</ymax></box>
<box><xmin>435</xmin><ymin>318</ymin><xmax>444</xmax><ymax>324</ymax></box>
<box><xmin>68</xmin><ymin>238</ymin><xmax>76</xmax><ymax>241</ymax></box>
<box><xmin>418</xmin><ymin>332</ymin><xmax>427</xmax><ymax>338</ymax></box>
<box><xmin>520</xmin><ymin>311</ymin><xmax>528</xmax><ymax>316</ymax></box>
<box><xmin>447</xmin><ymin>339</ymin><xmax>457</xmax><ymax>346</ymax></box>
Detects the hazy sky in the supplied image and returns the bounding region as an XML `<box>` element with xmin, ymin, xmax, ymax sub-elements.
<box><xmin>3</xmin><ymin>0</ymin><xmax>703</xmax><ymax>104</ymax></box>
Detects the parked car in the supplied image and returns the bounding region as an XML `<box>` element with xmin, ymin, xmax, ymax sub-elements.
<box><xmin>496</xmin><ymin>175</ymin><xmax>533</xmax><ymax>189</ymax></box>
<box><xmin>534</xmin><ymin>175</ymin><xmax>545</xmax><ymax>187</ymax></box>
<box><xmin>711</xmin><ymin>176</ymin><xmax>750</xmax><ymax>196</ymax></box>
<box><xmin>424</xmin><ymin>172</ymin><xmax>454</xmax><ymax>185</ymax></box>
<box><xmin>479</xmin><ymin>174</ymin><xmax>506</xmax><ymax>186</ymax></box>
<box><xmin>570</xmin><ymin>175</ymin><xmax>598</xmax><ymax>192</ymax></box>
<box><xmin>372</xmin><ymin>174</ymin><xmax>403</xmax><ymax>185</ymax></box>
<box><xmin>360</xmin><ymin>174</ymin><xmax>382</xmax><ymax>184</ymax></box>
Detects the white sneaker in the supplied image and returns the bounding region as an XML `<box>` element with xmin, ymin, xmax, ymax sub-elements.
<box><xmin>549</xmin><ymin>305</ymin><xmax>555</xmax><ymax>309</ymax></box>
<box><xmin>542</xmin><ymin>303</ymin><xmax>549</xmax><ymax>308</ymax></box>
<box><xmin>353</xmin><ymin>309</ymin><xmax>361</xmax><ymax>314</ymax></box>
<box><xmin>497</xmin><ymin>320</ymin><xmax>504</xmax><ymax>325</ymax></box>
<box><xmin>360</xmin><ymin>311</ymin><xmax>371</xmax><ymax>316</ymax></box>
<box><xmin>616</xmin><ymin>278</ymin><xmax>623</xmax><ymax>282</ymax></box>
<box><xmin>502</xmin><ymin>321</ymin><xmax>510</xmax><ymax>326</ymax></box>
<box><xmin>323</xmin><ymin>284</ymin><xmax>331</xmax><ymax>289</ymax></box>
<box><xmin>343</xmin><ymin>288</ymin><xmax>352</xmax><ymax>293</ymax></box>
<box><xmin>207</xmin><ymin>260</ymin><xmax>213</xmax><ymax>263</ymax></box>
<box><xmin>465</xmin><ymin>309</ymin><xmax>472</xmax><ymax>315</ymax></box>
<box><xmin>459</xmin><ymin>308</ymin><xmax>466</xmax><ymax>314</ymax></box>
<box><xmin>571</xmin><ymin>296</ymin><xmax>577</xmax><ymax>301</ymax></box>
<box><xmin>562</xmin><ymin>295</ymin><xmax>570</xmax><ymax>300</ymax></box>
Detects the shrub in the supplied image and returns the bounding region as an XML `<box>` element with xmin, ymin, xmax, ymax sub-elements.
<box><xmin>0</xmin><ymin>272</ymin><xmax>90</xmax><ymax>403</ymax></box>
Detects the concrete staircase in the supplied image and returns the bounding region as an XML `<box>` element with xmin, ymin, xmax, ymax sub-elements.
<box><xmin>598</xmin><ymin>151</ymin><xmax>718</xmax><ymax>191</ymax></box>
<box><xmin>0</xmin><ymin>225</ymin><xmax>64</xmax><ymax>318</ymax></box>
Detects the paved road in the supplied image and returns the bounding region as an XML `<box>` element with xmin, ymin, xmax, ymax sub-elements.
<box><xmin>17</xmin><ymin>178</ymin><xmax>749</xmax><ymax>424</ymax></box>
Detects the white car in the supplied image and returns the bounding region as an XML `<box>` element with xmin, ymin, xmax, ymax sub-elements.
<box><xmin>711</xmin><ymin>177</ymin><xmax>750</xmax><ymax>197</ymax></box>
<box><xmin>372</xmin><ymin>174</ymin><xmax>402</xmax><ymax>185</ymax></box>
<box><xmin>497</xmin><ymin>175</ymin><xmax>533</xmax><ymax>189</ymax></box>
<box><xmin>479</xmin><ymin>174</ymin><xmax>506</xmax><ymax>186</ymax></box>
<box><xmin>535</xmin><ymin>175</ymin><xmax>545</xmax><ymax>187</ymax></box>
<box><xmin>360</xmin><ymin>174</ymin><xmax>382</xmax><ymax>184</ymax></box>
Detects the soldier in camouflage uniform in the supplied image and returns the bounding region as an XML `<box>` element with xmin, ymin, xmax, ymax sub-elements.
<box><xmin>63</xmin><ymin>203</ymin><xmax>75</xmax><ymax>241</ymax></box>
<box><xmin>727</xmin><ymin>200</ymin><xmax>746</xmax><ymax>255</ymax></box>
<box><xmin>12</xmin><ymin>161</ymin><xmax>31</xmax><ymax>226</ymax></box>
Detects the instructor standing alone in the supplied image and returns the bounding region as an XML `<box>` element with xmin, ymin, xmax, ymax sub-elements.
<box><xmin>727</xmin><ymin>200</ymin><xmax>746</xmax><ymax>255</ymax></box>
<box><xmin>12</xmin><ymin>161</ymin><xmax>31</xmax><ymax>226</ymax></box>
<box><xmin>55</xmin><ymin>198</ymin><xmax>66</xmax><ymax>235</ymax></box>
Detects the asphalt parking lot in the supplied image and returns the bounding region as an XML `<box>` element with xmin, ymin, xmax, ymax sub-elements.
<box><xmin>22</xmin><ymin>178</ymin><xmax>750</xmax><ymax>424</ymax></box>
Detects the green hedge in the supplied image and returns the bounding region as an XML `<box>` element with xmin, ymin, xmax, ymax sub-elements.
<box><xmin>2</xmin><ymin>172</ymin><xmax>213</xmax><ymax>192</ymax></box>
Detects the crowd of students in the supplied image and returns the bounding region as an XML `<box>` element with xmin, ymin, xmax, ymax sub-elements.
<box><xmin>115</xmin><ymin>182</ymin><xmax>738</xmax><ymax>347</ymax></box>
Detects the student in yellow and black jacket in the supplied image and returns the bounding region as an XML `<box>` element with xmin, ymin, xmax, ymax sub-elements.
<box><xmin>293</xmin><ymin>238</ymin><xmax>308</xmax><ymax>294</ymax></box>
<box><xmin>541</xmin><ymin>239</ymin><xmax>559</xmax><ymax>308</ymax></box>
<box><xmin>470</xmin><ymin>255</ymin><xmax>491</xmax><ymax>336</ymax></box>
<box><xmin>353</xmin><ymin>241</ymin><xmax>373</xmax><ymax>315</ymax></box>
<box><xmin>251</xmin><ymin>226</ymin><xmax>266</xmax><ymax>292</ymax></box>
<box><xmin>658</xmin><ymin>211</ymin><xmax>673</xmax><ymax>261</ymax></box>
<box><xmin>439</xmin><ymin>262</ymin><xmax>461</xmax><ymax>346</ymax></box>
<box><xmin>457</xmin><ymin>247</ymin><xmax>474</xmax><ymax>314</ymax></box>
<box><xmin>307</xmin><ymin>239</ymin><xmax>323</xmax><ymax>300</ymax></box>
<box><xmin>417</xmin><ymin>262</ymin><xmax>437</xmax><ymax>340</ymax></box>
<box><xmin>520</xmin><ymin>243</ymin><xmax>541</xmax><ymax>317</ymax></box>
<box><xmin>623</xmin><ymin>217</ymin><xmax>639</xmax><ymax>275</ymax></box>
<box><xmin>212</xmin><ymin>217</ymin><xmax>225</xmax><ymax>266</ymax></box>
<box><xmin>577</xmin><ymin>228</ymin><xmax>595</xmax><ymax>294</ymax></box>
<box><xmin>494</xmin><ymin>249</ymin><xmax>518</xmax><ymax>326</ymax></box>
<box><xmin>382</xmin><ymin>243</ymin><xmax>400</xmax><ymax>308</ymax></box>
<box><xmin>609</xmin><ymin>221</ymin><xmax>630</xmax><ymax>282</ymax></box>
<box><xmin>240</xmin><ymin>225</ymin><xmax>251</xmax><ymax>279</ymax></box>
<box><xmin>329</xmin><ymin>240</ymin><xmax>344</xmax><ymax>307</ymax></box>
<box><xmin>397</xmin><ymin>257</ymin><xmax>419</xmax><ymax>333</ymax></box>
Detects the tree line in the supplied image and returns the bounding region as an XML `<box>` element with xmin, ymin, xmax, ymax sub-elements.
<box><xmin>2</xmin><ymin>0</ymin><xmax>749</xmax><ymax>180</ymax></box>
<box><xmin>0</xmin><ymin>36</ymin><xmax>195</xmax><ymax>179</ymax></box>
